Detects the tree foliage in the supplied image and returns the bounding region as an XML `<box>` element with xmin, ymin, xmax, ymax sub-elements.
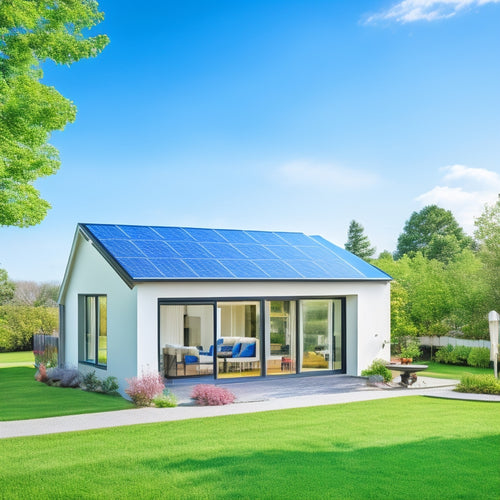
<box><xmin>0</xmin><ymin>267</ymin><xmax>15</xmax><ymax>304</ymax></box>
<box><xmin>395</xmin><ymin>205</ymin><xmax>474</xmax><ymax>263</ymax></box>
<box><xmin>345</xmin><ymin>220</ymin><xmax>375</xmax><ymax>261</ymax></box>
<box><xmin>0</xmin><ymin>0</ymin><xmax>109</xmax><ymax>227</ymax></box>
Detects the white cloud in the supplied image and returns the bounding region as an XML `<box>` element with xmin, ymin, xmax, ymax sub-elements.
<box><xmin>278</xmin><ymin>160</ymin><xmax>379</xmax><ymax>190</ymax></box>
<box><xmin>364</xmin><ymin>0</ymin><xmax>500</xmax><ymax>24</ymax></box>
<box><xmin>416</xmin><ymin>165</ymin><xmax>500</xmax><ymax>233</ymax></box>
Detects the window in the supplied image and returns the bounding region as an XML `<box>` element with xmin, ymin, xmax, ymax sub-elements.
<box><xmin>82</xmin><ymin>295</ymin><xmax>107</xmax><ymax>367</ymax></box>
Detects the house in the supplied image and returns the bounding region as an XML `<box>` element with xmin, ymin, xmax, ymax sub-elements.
<box><xmin>58</xmin><ymin>223</ymin><xmax>391</xmax><ymax>394</ymax></box>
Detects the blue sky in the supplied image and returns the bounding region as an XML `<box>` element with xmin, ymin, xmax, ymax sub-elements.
<box><xmin>2</xmin><ymin>0</ymin><xmax>500</xmax><ymax>282</ymax></box>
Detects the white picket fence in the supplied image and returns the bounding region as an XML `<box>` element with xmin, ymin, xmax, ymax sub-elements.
<box><xmin>419</xmin><ymin>336</ymin><xmax>490</xmax><ymax>349</ymax></box>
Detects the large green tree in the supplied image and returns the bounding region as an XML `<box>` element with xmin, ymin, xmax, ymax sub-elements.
<box><xmin>474</xmin><ymin>198</ymin><xmax>500</xmax><ymax>309</ymax></box>
<box><xmin>395</xmin><ymin>205</ymin><xmax>474</xmax><ymax>262</ymax></box>
<box><xmin>0</xmin><ymin>0</ymin><xmax>109</xmax><ymax>227</ymax></box>
<box><xmin>0</xmin><ymin>268</ymin><xmax>15</xmax><ymax>304</ymax></box>
<box><xmin>344</xmin><ymin>220</ymin><xmax>375</xmax><ymax>261</ymax></box>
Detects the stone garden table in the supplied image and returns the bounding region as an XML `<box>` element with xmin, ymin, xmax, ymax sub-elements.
<box><xmin>386</xmin><ymin>363</ymin><xmax>428</xmax><ymax>387</ymax></box>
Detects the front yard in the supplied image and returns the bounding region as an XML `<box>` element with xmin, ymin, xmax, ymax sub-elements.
<box><xmin>1</xmin><ymin>397</ymin><xmax>499</xmax><ymax>499</ymax></box>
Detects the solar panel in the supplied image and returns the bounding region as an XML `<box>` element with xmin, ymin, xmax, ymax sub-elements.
<box><xmin>184</xmin><ymin>227</ymin><xmax>226</xmax><ymax>243</ymax></box>
<box><xmin>285</xmin><ymin>259</ymin><xmax>331</xmax><ymax>278</ymax></box>
<box><xmin>117</xmin><ymin>258</ymin><xmax>162</xmax><ymax>278</ymax></box>
<box><xmin>152</xmin><ymin>226</ymin><xmax>194</xmax><ymax>241</ymax></box>
<box><xmin>252</xmin><ymin>259</ymin><xmax>302</xmax><ymax>278</ymax></box>
<box><xmin>232</xmin><ymin>244</ymin><xmax>277</xmax><ymax>259</ymax></box>
<box><xmin>120</xmin><ymin>225</ymin><xmax>161</xmax><ymax>240</ymax></box>
<box><xmin>274</xmin><ymin>232</ymin><xmax>314</xmax><ymax>246</ymax></box>
<box><xmin>101</xmin><ymin>239</ymin><xmax>145</xmax><ymax>258</ymax></box>
<box><xmin>201</xmin><ymin>242</ymin><xmax>245</xmax><ymax>259</ymax></box>
<box><xmin>183</xmin><ymin>259</ymin><xmax>234</xmax><ymax>278</ymax></box>
<box><xmin>246</xmin><ymin>231</ymin><xmax>287</xmax><ymax>245</ymax></box>
<box><xmin>296</xmin><ymin>244</ymin><xmax>337</xmax><ymax>260</ymax></box>
<box><xmin>215</xmin><ymin>229</ymin><xmax>256</xmax><ymax>244</ymax></box>
<box><xmin>149</xmin><ymin>259</ymin><xmax>197</xmax><ymax>278</ymax></box>
<box><xmin>168</xmin><ymin>241</ymin><xmax>213</xmax><ymax>258</ymax></box>
<box><xmin>219</xmin><ymin>259</ymin><xmax>269</xmax><ymax>278</ymax></box>
<box><xmin>265</xmin><ymin>245</ymin><xmax>308</xmax><ymax>260</ymax></box>
<box><xmin>86</xmin><ymin>224</ymin><xmax>127</xmax><ymax>239</ymax></box>
<box><xmin>133</xmin><ymin>240</ymin><xmax>180</xmax><ymax>258</ymax></box>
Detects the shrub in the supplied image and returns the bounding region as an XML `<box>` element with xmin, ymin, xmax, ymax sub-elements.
<box><xmin>467</xmin><ymin>347</ymin><xmax>491</xmax><ymax>368</ymax></box>
<box><xmin>191</xmin><ymin>384</ymin><xmax>236</xmax><ymax>406</ymax></box>
<box><xmin>455</xmin><ymin>374</ymin><xmax>500</xmax><ymax>395</ymax></box>
<box><xmin>125</xmin><ymin>372</ymin><xmax>165</xmax><ymax>407</ymax></box>
<box><xmin>33</xmin><ymin>344</ymin><xmax>58</xmax><ymax>368</ymax></box>
<box><xmin>361</xmin><ymin>359</ymin><xmax>392</xmax><ymax>382</ymax></box>
<box><xmin>82</xmin><ymin>370</ymin><xmax>101</xmax><ymax>392</ymax></box>
<box><xmin>100</xmin><ymin>376</ymin><xmax>119</xmax><ymax>394</ymax></box>
<box><xmin>152</xmin><ymin>389</ymin><xmax>177</xmax><ymax>408</ymax></box>
<box><xmin>451</xmin><ymin>345</ymin><xmax>472</xmax><ymax>365</ymax></box>
<box><xmin>434</xmin><ymin>344</ymin><xmax>454</xmax><ymax>364</ymax></box>
<box><xmin>399</xmin><ymin>340</ymin><xmax>421</xmax><ymax>360</ymax></box>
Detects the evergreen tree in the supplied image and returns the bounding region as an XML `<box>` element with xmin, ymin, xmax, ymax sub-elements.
<box><xmin>345</xmin><ymin>220</ymin><xmax>375</xmax><ymax>260</ymax></box>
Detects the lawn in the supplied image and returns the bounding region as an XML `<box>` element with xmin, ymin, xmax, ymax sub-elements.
<box><xmin>0</xmin><ymin>367</ymin><xmax>133</xmax><ymax>421</ymax></box>
<box><xmin>0</xmin><ymin>350</ymin><xmax>34</xmax><ymax>367</ymax></box>
<box><xmin>1</xmin><ymin>397</ymin><xmax>499</xmax><ymax>499</ymax></box>
<box><xmin>416</xmin><ymin>361</ymin><xmax>494</xmax><ymax>380</ymax></box>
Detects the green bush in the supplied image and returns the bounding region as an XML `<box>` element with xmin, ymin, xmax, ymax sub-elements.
<box><xmin>361</xmin><ymin>359</ymin><xmax>392</xmax><ymax>382</ymax></box>
<box><xmin>467</xmin><ymin>347</ymin><xmax>491</xmax><ymax>368</ymax></box>
<box><xmin>434</xmin><ymin>344</ymin><xmax>454</xmax><ymax>364</ymax></box>
<box><xmin>0</xmin><ymin>305</ymin><xmax>58</xmax><ymax>352</ymax></box>
<box><xmin>451</xmin><ymin>345</ymin><xmax>472</xmax><ymax>365</ymax></box>
<box><xmin>455</xmin><ymin>374</ymin><xmax>500</xmax><ymax>395</ymax></box>
<box><xmin>153</xmin><ymin>389</ymin><xmax>177</xmax><ymax>408</ymax></box>
<box><xmin>82</xmin><ymin>370</ymin><xmax>101</xmax><ymax>392</ymax></box>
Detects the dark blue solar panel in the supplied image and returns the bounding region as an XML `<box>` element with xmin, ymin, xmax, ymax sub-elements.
<box><xmin>201</xmin><ymin>242</ymin><xmax>245</xmax><ymax>259</ymax></box>
<box><xmin>117</xmin><ymin>258</ymin><xmax>162</xmax><ymax>278</ymax></box>
<box><xmin>101</xmin><ymin>239</ymin><xmax>145</xmax><ymax>258</ymax></box>
<box><xmin>184</xmin><ymin>228</ymin><xmax>226</xmax><ymax>242</ymax></box>
<box><xmin>133</xmin><ymin>240</ymin><xmax>180</xmax><ymax>258</ymax></box>
<box><xmin>252</xmin><ymin>259</ymin><xmax>302</xmax><ymax>278</ymax></box>
<box><xmin>183</xmin><ymin>259</ymin><xmax>234</xmax><ymax>278</ymax></box>
<box><xmin>286</xmin><ymin>259</ymin><xmax>331</xmax><ymax>278</ymax></box>
<box><xmin>246</xmin><ymin>231</ymin><xmax>287</xmax><ymax>245</ymax></box>
<box><xmin>219</xmin><ymin>259</ymin><xmax>269</xmax><ymax>278</ymax></box>
<box><xmin>149</xmin><ymin>259</ymin><xmax>197</xmax><ymax>278</ymax></box>
<box><xmin>151</xmin><ymin>226</ymin><xmax>194</xmax><ymax>241</ymax></box>
<box><xmin>215</xmin><ymin>229</ymin><xmax>256</xmax><ymax>244</ymax></box>
<box><xmin>274</xmin><ymin>232</ymin><xmax>314</xmax><ymax>246</ymax></box>
<box><xmin>120</xmin><ymin>225</ymin><xmax>161</xmax><ymax>240</ymax></box>
<box><xmin>232</xmin><ymin>244</ymin><xmax>277</xmax><ymax>259</ymax></box>
<box><xmin>168</xmin><ymin>241</ymin><xmax>213</xmax><ymax>258</ymax></box>
<box><xmin>265</xmin><ymin>245</ymin><xmax>308</xmax><ymax>260</ymax></box>
<box><xmin>85</xmin><ymin>224</ymin><xmax>127</xmax><ymax>239</ymax></box>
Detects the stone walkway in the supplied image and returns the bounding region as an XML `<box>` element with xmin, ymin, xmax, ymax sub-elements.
<box><xmin>1</xmin><ymin>375</ymin><xmax>498</xmax><ymax>439</ymax></box>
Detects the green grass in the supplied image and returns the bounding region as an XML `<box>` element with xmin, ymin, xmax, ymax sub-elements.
<box><xmin>0</xmin><ymin>367</ymin><xmax>133</xmax><ymax>421</ymax></box>
<box><xmin>0</xmin><ymin>397</ymin><xmax>499</xmax><ymax>499</ymax></box>
<box><xmin>0</xmin><ymin>350</ymin><xmax>34</xmax><ymax>367</ymax></box>
<box><xmin>418</xmin><ymin>361</ymin><xmax>494</xmax><ymax>379</ymax></box>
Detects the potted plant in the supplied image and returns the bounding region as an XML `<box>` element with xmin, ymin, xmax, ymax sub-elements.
<box><xmin>399</xmin><ymin>339</ymin><xmax>421</xmax><ymax>364</ymax></box>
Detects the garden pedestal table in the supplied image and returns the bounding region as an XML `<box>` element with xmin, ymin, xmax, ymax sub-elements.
<box><xmin>386</xmin><ymin>364</ymin><xmax>428</xmax><ymax>387</ymax></box>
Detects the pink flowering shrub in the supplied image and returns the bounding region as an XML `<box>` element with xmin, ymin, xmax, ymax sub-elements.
<box><xmin>125</xmin><ymin>372</ymin><xmax>165</xmax><ymax>407</ymax></box>
<box><xmin>191</xmin><ymin>384</ymin><xmax>236</xmax><ymax>406</ymax></box>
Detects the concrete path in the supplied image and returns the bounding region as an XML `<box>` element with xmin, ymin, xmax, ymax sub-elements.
<box><xmin>1</xmin><ymin>375</ymin><xmax>498</xmax><ymax>439</ymax></box>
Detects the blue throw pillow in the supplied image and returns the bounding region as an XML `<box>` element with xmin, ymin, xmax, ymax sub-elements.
<box><xmin>220</xmin><ymin>345</ymin><xmax>232</xmax><ymax>352</ymax></box>
<box><xmin>184</xmin><ymin>355</ymin><xmax>199</xmax><ymax>364</ymax></box>
<box><xmin>232</xmin><ymin>343</ymin><xmax>242</xmax><ymax>358</ymax></box>
<box><xmin>239</xmin><ymin>343</ymin><xmax>256</xmax><ymax>358</ymax></box>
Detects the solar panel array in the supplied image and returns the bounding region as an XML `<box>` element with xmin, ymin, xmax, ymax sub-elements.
<box><xmin>82</xmin><ymin>224</ymin><xmax>391</xmax><ymax>281</ymax></box>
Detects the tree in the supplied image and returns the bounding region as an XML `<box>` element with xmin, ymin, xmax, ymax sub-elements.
<box><xmin>345</xmin><ymin>220</ymin><xmax>375</xmax><ymax>261</ymax></box>
<box><xmin>0</xmin><ymin>0</ymin><xmax>109</xmax><ymax>227</ymax></box>
<box><xmin>395</xmin><ymin>205</ymin><xmax>474</xmax><ymax>262</ymax></box>
<box><xmin>474</xmin><ymin>198</ymin><xmax>500</xmax><ymax>309</ymax></box>
<box><xmin>0</xmin><ymin>268</ymin><xmax>15</xmax><ymax>304</ymax></box>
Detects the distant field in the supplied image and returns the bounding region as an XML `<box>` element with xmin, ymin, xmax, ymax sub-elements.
<box><xmin>0</xmin><ymin>351</ymin><xmax>34</xmax><ymax>367</ymax></box>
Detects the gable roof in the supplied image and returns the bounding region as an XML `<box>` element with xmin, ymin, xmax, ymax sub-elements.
<box><xmin>77</xmin><ymin>223</ymin><xmax>391</xmax><ymax>284</ymax></box>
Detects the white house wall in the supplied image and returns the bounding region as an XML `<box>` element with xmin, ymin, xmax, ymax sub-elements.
<box><xmin>60</xmin><ymin>234</ymin><xmax>137</xmax><ymax>392</ymax></box>
<box><xmin>136</xmin><ymin>280</ymin><xmax>390</xmax><ymax>377</ymax></box>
